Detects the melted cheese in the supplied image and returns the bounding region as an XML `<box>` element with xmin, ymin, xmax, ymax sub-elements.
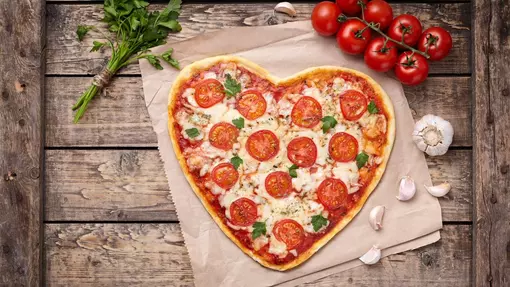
<box><xmin>268</xmin><ymin>236</ymin><xmax>287</xmax><ymax>257</ymax></box>
<box><xmin>332</xmin><ymin>161</ymin><xmax>360</xmax><ymax>194</ymax></box>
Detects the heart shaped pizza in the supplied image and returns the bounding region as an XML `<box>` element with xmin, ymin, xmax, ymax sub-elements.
<box><xmin>168</xmin><ymin>56</ymin><xmax>395</xmax><ymax>271</ymax></box>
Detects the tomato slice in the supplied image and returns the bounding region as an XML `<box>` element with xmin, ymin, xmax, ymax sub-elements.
<box><xmin>340</xmin><ymin>90</ymin><xmax>368</xmax><ymax>121</ymax></box>
<box><xmin>245</xmin><ymin>130</ymin><xmax>279</xmax><ymax>162</ymax></box>
<box><xmin>195</xmin><ymin>79</ymin><xmax>225</xmax><ymax>108</ymax></box>
<box><xmin>317</xmin><ymin>178</ymin><xmax>348</xmax><ymax>210</ymax></box>
<box><xmin>291</xmin><ymin>96</ymin><xmax>322</xmax><ymax>128</ymax></box>
<box><xmin>211</xmin><ymin>163</ymin><xmax>239</xmax><ymax>189</ymax></box>
<box><xmin>287</xmin><ymin>137</ymin><xmax>317</xmax><ymax>168</ymax></box>
<box><xmin>209</xmin><ymin>122</ymin><xmax>239</xmax><ymax>151</ymax></box>
<box><xmin>236</xmin><ymin>90</ymin><xmax>267</xmax><ymax>120</ymax></box>
<box><xmin>229</xmin><ymin>197</ymin><xmax>258</xmax><ymax>226</ymax></box>
<box><xmin>273</xmin><ymin>219</ymin><xmax>305</xmax><ymax>250</ymax></box>
<box><xmin>329</xmin><ymin>132</ymin><xmax>359</xmax><ymax>162</ymax></box>
<box><xmin>265</xmin><ymin>171</ymin><xmax>293</xmax><ymax>198</ymax></box>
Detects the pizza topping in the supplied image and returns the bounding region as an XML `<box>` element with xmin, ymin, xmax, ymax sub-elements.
<box><xmin>268</xmin><ymin>235</ymin><xmax>288</xmax><ymax>256</ymax></box>
<box><xmin>230</xmin><ymin>197</ymin><xmax>258</xmax><ymax>226</ymax></box>
<box><xmin>185</xmin><ymin>127</ymin><xmax>200</xmax><ymax>138</ymax></box>
<box><xmin>236</xmin><ymin>90</ymin><xmax>267</xmax><ymax>120</ymax></box>
<box><xmin>359</xmin><ymin>246</ymin><xmax>381</xmax><ymax>265</ymax></box>
<box><xmin>230</xmin><ymin>155</ymin><xmax>243</xmax><ymax>170</ymax></box>
<box><xmin>321</xmin><ymin>116</ymin><xmax>338</xmax><ymax>133</ymax></box>
<box><xmin>288</xmin><ymin>164</ymin><xmax>298</xmax><ymax>178</ymax></box>
<box><xmin>291</xmin><ymin>96</ymin><xmax>322</xmax><ymax>128</ymax></box>
<box><xmin>287</xmin><ymin>137</ymin><xmax>317</xmax><ymax>168</ymax></box>
<box><xmin>224</xmin><ymin>74</ymin><xmax>242</xmax><ymax>98</ymax></box>
<box><xmin>246</xmin><ymin>130</ymin><xmax>280</xmax><ymax>162</ymax></box>
<box><xmin>368</xmin><ymin>100</ymin><xmax>379</xmax><ymax>114</ymax></box>
<box><xmin>329</xmin><ymin>132</ymin><xmax>359</xmax><ymax>162</ymax></box>
<box><xmin>332</xmin><ymin>162</ymin><xmax>360</xmax><ymax>194</ymax></box>
<box><xmin>311</xmin><ymin>214</ymin><xmax>329</xmax><ymax>232</ymax></box>
<box><xmin>209</xmin><ymin>122</ymin><xmax>239</xmax><ymax>150</ymax></box>
<box><xmin>232</xmin><ymin>117</ymin><xmax>245</xmax><ymax>129</ymax></box>
<box><xmin>317</xmin><ymin>178</ymin><xmax>348</xmax><ymax>210</ymax></box>
<box><xmin>340</xmin><ymin>90</ymin><xmax>368</xmax><ymax>121</ymax></box>
<box><xmin>397</xmin><ymin>176</ymin><xmax>416</xmax><ymax>201</ymax></box>
<box><xmin>252</xmin><ymin>221</ymin><xmax>267</xmax><ymax>239</ymax></box>
<box><xmin>368</xmin><ymin>205</ymin><xmax>385</xmax><ymax>231</ymax></box>
<box><xmin>195</xmin><ymin>79</ymin><xmax>226</xmax><ymax>108</ymax></box>
<box><xmin>273</xmin><ymin>219</ymin><xmax>305</xmax><ymax>250</ymax></box>
<box><xmin>356</xmin><ymin>151</ymin><xmax>369</xmax><ymax>169</ymax></box>
<box><xmin>361</xmin><ymin>114</ymin><xmax>387</xmax><ymax>139</ymax></box>
<box><xmin>412</xmin><ymin>114</ymin><xmax>453</xmax><ymax>156</ymax></box>
<box><xmin>265</xmin><ymin>171</ymin><xmax>293</xmax><ymax>198</ymax></box>
<box><xmin>212</xmin><ymin>163</ymin><xmax>239</xmax><ymax>189</ymax></box>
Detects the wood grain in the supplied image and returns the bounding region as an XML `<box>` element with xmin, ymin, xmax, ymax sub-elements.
<box><xmin>45</xmin><ymin>149</ymin><xmax>471</xmax><ymax>222</ymax></box>
<box><xmin>45</xmin><ymin>77</ymin><xmax>471</xmax><ymax>147</ymax></box>
<box><xmin>473</xmin><ymin>0</ymin><xmax>510</xmax><ymax>285</ymax></box>
<box><xmin>44</xmin><ymin>224</ymin><xmax>471</xmax><ymax>286</ymax></box>
<box><xmin>45</xmin><ymin>3</ymin><xmax>471</xmax><ymax>75</ymax></box>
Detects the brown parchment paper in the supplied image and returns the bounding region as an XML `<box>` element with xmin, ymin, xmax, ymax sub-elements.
<box><xmin>139</xmin><ymin>21</ymin><xmax>443</xmax><ymax>287</ymax></box>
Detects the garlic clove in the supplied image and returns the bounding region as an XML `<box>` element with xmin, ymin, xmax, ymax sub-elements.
<box><xmin>425</xmin><ymin>182</ymin><xmax>451</xmax><ymax>197</ymax></box>
<box><xmin>412</xmin><ymin>114</ymin><xmax>454</xmax><ymax>156</ymax></box>
<box><xmin>397</xmin><ymin>176</ymin><xmax>416</xmax><ymax>201</ymax></box>
<box><xmin>368</xmin><ymin>206</ymin><xmax>385</xmax><ymax>231</ymax></box>
<box><xmin>359</xmin><ymin>246</ymin><xmax>381</xmax><ymax>265</ymax></box>
<box><xmin>274</xmin><ymin>2</ymin><xmax>297</xmax><ymax>17</ymax></box>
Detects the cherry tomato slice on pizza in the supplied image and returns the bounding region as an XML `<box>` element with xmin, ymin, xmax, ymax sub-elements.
<box><xmin>246</xmin><ymin>130</ymin><xmax>280</xmax><ymax>161</ymax></box>
<box><xmin>287</xmin><ymin>137</ymin><xmax>318</xmax><ymax>168</ymax></box>
<box><xmin>229</xmin><ymin>197</ymin><xmax>258</xmax><ymax>226</ymax></box>
<box><xmin>273</xmin><ymin>219</ymin><xmax>305</xmax><ymax>250</ymax></box>
<box><xmin>291</xmin><ymin>96</ymin><xmax>323</xmax><ymax>128</ymax></box>
<box><xmin>329</xmin><ymin>132</ymin><xmax>359</xmax><ymax>162</ymax></box>
<box><xmin>265</xmin><ymin>171</ymin><xmax>293</xmax><ymax>198</ymax></box>
<box><xmin>209</xmin><ymin>122</ymin><xmax>239</xmax><ymax>150</ymax></box>
<box><xmin>211</xmin><ymin>163</ymin><xmax>239</xmax><ymax>189</ymax></box>
<box><xmin>194</xmin><ymin>79</ymin><xmax>225</xmax><ymax>108</ymax></box>
<box><xmin>317</xmin><ymin>178</ymin><xmax>348</xmax><ymax>210</ymax></box>
<box><xmin>236</xmin><ymin>89</ymin><xmax>267</xmax><ymax>120</ymax></box>
<box><xmin>340</xmin><ymin>90</ymin><xmax>368</xmax><ymax>121</ymax></box>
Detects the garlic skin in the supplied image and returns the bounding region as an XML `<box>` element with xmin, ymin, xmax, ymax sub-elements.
<box><xmin>359</xmin><ymin>246</ymin><xmax>381</xmax><ymax>265</ymax></box>
<box><xmin>397</xmin><ymin>176</ymin><xmax>416</xmax><ymax>201</ymax></box>
<box><xmin>412</xmin><ymin>114</ymin><xmax>454</xmax><ymax>156</ymax></box>
<box><xmin>274</xmin><ymin>2</ymin><xmax>297</xmax><ymax>17</ymax></box>
<box><xmin>425</xmin><ymin>182</ymin><xmax>451</xmax><ymax>197</ymax></box>
<box><xmin>369</xmin><ymin>206</ymin><xmax>385</xmax><ymax>231</ymax></box>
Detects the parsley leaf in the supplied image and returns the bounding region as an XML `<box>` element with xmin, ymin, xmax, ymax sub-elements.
<box><xmin>76</xmin><ymin>25</ymin><xmax>94</xmax><ymax>41</ymax></box>
<box><xmin>311</xmin><ymin>215</ymin><xmax>328</xmax><ymax>232</ymax></box>
<box><xmin>161</xmin><ymin>48</ymin><xmax>180</xmax><ymax>69</ymax></box>
<box><xmin>232</xmin><ymin>117</ymin><xmax>245</xmax><ymax>129</ymax></box>
<box><xmin>356</xmin><ymin>151</ymin><xmax>369</xmax><ymax>169</ymax></box>
<box><xmin>288</xmin><ymin>164</ymin><xmax>299</xmax><ymax>178</ymax></box>
<box><xmin>368</xmin><ymin>101</ymin><xmax>379</xmax><ymax>114</ymax></box>
<box><xmin>185</xmin><ymin>128</ymin><xmax>200</xmax><ymax>138</ymax></box>
<box><xmin>224</xmin><ymin>74</ymin><xmax>241</xmax><ymax>98</ymax></box>
<box><xmin>142</xmin><ymin>55</ymin><xmax>163</xmax><ymax>70</ymax></box>
<box><xmin>230</xmin><ymin>156</ymin><xmax>243</xmax><ymax>170</ymax></box>
<box><xmin>90</xmin><ymin>41</ymin><xmax>106</xmax><ymax>52</ymax></box>
<box><xmin>252</xmin><ymin>222</ymin><xmax>267</xmax><ymax>239</ymax></box>
<box><xmin>321</xmin><ymin>116</ymin><xmax>338</xmax><ymax>133</ymax></box>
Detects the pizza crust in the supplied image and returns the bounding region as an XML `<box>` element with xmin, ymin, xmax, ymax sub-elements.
<box><xmin>168</xmin><ymin>56</ymin><xmax>396</xmax><ymax>271</ymax></box>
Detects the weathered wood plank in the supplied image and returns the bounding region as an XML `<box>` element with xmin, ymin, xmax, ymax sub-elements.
<box><xmin>0</xmin><ymin>0</ymin><xmax>45</xmax><ymax>285</ymax></box>
<box><xmin>473</xmin><ymin>0</ymin><xmax>510</xmax><ymax>285</ymax></box>
<box><xmin>45</xmin><ymin>76</ymin><xmax>471</xmax><ymax>147</ymax></box>
<box><xmin>46</xmin><ymin>3</ymin><xmax>471</xmax><ymax>75</ymax></box>
<box><xmin>45</xmin><ymin>149</ymin><xmax>471</xmax><ymax>222</ymax></box>
<box><xmin>44</xmin><ymin>224</ymin><xmax>471</xmax><ymax>286</ymax></box>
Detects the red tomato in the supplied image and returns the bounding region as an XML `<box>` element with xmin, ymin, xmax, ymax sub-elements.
<box><xmin>328</xmin><ymin>132</ymin><xmax>359</xmax><ymax>162</ymax></box>
<box><xmin>211</xmin><ymin>163</ymin><xmax>239</xmax><ymax>189</ymax></box>
<box><xmin>340</xmin><ymin>90</ymin><xmax>368</xmax><ymax>120</ymax></box>
<box><xmin>387</xmin><ymin>14</ymin><xmax>422</xmax><ymax>47</ymax></box>
<box><xmin>273</xmin><ymin>219</ymin><xmax>305</xmax><ymax>249</ymax></box>
<box><xmin>317</xmin><ymin>178</ymin><xmax>348</xmax><ymax>210</ymax></box>
<box><xmin>417</xmin><ymin>27</ymin><xmax>453</xmax><ymax>61</ymax></box>
<box><xmin>336</xmin><ymin>19</ymin><xmax>372</xmax><ymax>55</ymax></box>
<box><xmin>209</xmin><ymin>122</ymin><xmax>239</xmax><ymax>150</ymax></box>
<box><xmin>265</xmin><ymin>171</ymin><xmax>293</xmax><ymax>198</ymax></box>
<box><xmin>394</xmin><ymin>52</ymin><xmax>429</xmax><ymax>86</ymax></box>
<box><xmin>236</xmin><ymin>89</ymin><xmax>267</xmax><ymax>120</ymax></box>
<box><xmin>311</xmin><ymin>1</ymin><xmax>342</xmax><ymax>36</ymax></box>
<box><xmin>364</xmin><ymin>37</ymin><xmax>398</xmax><ymax>72</ymax></box>
<box><xmin>336</xmin><ymin>0</ymin><xmax>367</xmax><ymax>16</ymax></box>
<box><xmin>291</xmin><ymin>96</ymin><xmax>322</xmax><ymax>128</ymax></box>
<box><xmin>230</xmin><ymin>198</ymin><xmax>257</xmax><ymax>226</ymax></box>
<box><xmin>363</xmin><ymin>0</ymin><xmax>393</xmax><ymax>31</ymax></box>
<box><xmin>246</xmin><ymin>130</ymin><xmax>280</xmax><ymax>162</ymax></box>
<box><xmin>194</xmin><ymin>79</ymin><xmax>225</xmax><ymax>108</ymax></box>
<box><xmin>287</xmin><ymin>137</ymin><xmax>318</xmax><ymax>168</ymax></box>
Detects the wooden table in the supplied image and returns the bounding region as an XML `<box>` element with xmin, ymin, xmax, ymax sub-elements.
<box><xmin>1</xmin><ymin>0</ymin><xmax>508</xmax><ymax>286</ymax></box>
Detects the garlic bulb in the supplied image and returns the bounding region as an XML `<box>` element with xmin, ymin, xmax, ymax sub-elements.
<box><xmin>425</xmin><ymin>182</ymin><xmax>451</xmax><ymax>197</ymax></box>
<box><xmin>274</xmin><ymin>2</ymin><xmax>297</xmax><ymax>17</ymax></box>
<box><xmin>397</xmin><ymin>176</ymin><xmax>416</xmax><ymax>201</ymax></box>
<box><xmin>412</xmin><ymin>114</ymin><xmax>454</xmax><ymax>156</ymax></box>
<box><xmin>369</xmin><ymin>206</ymin><xmax>385</xmax><ymax>231</ymax></box>
<box><xmin>359</xmin><ymin>246</ymin><xmax>381</xmax><ymax>265</ymax></box>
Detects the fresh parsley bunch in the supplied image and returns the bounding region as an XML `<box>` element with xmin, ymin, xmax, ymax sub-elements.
<box><xmin>73</xmin><ymin>0</ymin><xmax>182</xmax><ymax>123</ymax></box>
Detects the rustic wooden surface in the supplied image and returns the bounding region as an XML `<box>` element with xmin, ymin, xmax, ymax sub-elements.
<box><xmin>0</xmin><ymin>0</ymin><xmax>45</xmax><ymax>285</ymax></box>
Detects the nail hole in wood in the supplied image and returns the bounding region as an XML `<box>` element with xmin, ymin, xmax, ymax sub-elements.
<box><xmin>4</xmin><ymin>171</ymin><xmax>16</xmax><ymax>181</ymax></box>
